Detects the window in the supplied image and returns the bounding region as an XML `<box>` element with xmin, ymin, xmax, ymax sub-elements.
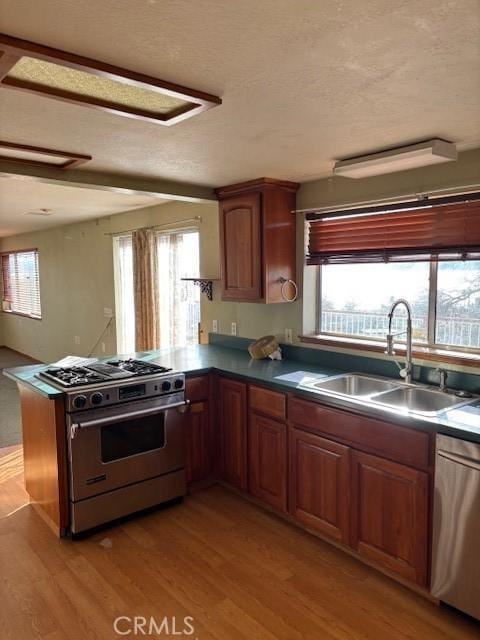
<box><xmin>436</xmin><ymin>261</ymin><xmax>480</xmax><ymax>349</ymax></box>
<box><xmin>321</xmin><ymin>262</ymin><xmax>430</xmax><ymax>342</ymax></box>
<box><xmin>1</xmin><ymin>249</ymin><xmax>41</xmax><ymax>319</ymax></box>
<box><xmin>113</xmin><ymin>229</ymin><xmax>200</xmax><ymax>353</ymax></box>
<box><xmin>113</xmin><ymin>235</ymin><xmax>135</xmax><ymax>354</ymax></box>
<box><xmin>309</xmin><ymin>197</ymin><xmax>480</xmax><ymax>354</ymax></box>
<box><xmin>318</xmin><ymin>259</ymin><xmax>480</xmax><ymax>352</ymax></box>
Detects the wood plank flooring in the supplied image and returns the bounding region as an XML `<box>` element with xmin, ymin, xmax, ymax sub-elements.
<box><xmin>1</xmin><ymin>445</ymin><xmax>478</xmax><ymax>640</ymax></box>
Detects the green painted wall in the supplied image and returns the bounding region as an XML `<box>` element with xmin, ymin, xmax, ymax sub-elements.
<box><xmin>1</xmin><ymin>148</ymin><xmax>479</xmax><ymax>373</ymax></box>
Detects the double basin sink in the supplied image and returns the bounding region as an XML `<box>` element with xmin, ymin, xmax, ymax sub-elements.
<box><xmin>304</xmin><ymin>373</ymin><xmax>476</xmax><ymax>417</ymax></box>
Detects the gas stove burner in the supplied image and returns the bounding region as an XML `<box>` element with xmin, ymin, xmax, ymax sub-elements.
<box><xmin>39</xmin><ymin>366</ymin><xmax>108</xmax><ymax>387</ymax></box>
<box><xmin>106</xmin><ymin>358</ymin><xmax>172</xmax><ymax>375</ymax></box>
<box><xmin>37</xmin><ymin>358</ymin><xmax>173</xmax><ymax>388</ymax></box>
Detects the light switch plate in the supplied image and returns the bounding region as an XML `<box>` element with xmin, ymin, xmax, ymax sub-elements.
<box><xmin>212</xmin><ymin>320</ymin><xmax>218</xmax><ymax>333</ymax></box>
<box><xmin>231</xmin><ymin>322</ymin><xmax>237</xmax><ymax>336</ymax></box>
<box><xmin>285</xmin><ymin>329</ymin><xmax>293</xmax><ymax>343</ymax></box>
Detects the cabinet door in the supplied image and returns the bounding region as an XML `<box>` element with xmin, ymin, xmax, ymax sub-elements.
<box><xmin>185</xmin><ymin>401</ymin><xmax>213</xmax><ymax>486</ymax></box>
<box><xmin>351</xmin><ymin>450</ymin><xmax>429</xmax><ymax>586</ymax></box>
<box><xmin>289</xmin><ymin>428</ymin><xmax>350</xmax><ymax>543</ymax></box>
<box><xmin>248</xmin><ymin>413</ymin><xmax>287</xmax><ymax>512</ymax></box>
<box><xmin>219</xmin><ymin>378</ymin><xmax>248</xmax><ymax>490</ymax></box>
<box><xmin>220</xmin><ymin>193</ymin><xmax>262</xmax><ymax>301</ymax></box>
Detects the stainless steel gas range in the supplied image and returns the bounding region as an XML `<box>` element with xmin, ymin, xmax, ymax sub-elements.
<box><xmin>37</xmin><ymin>359</ymin><xmax>188</xmax><ymax>534</ymax></box>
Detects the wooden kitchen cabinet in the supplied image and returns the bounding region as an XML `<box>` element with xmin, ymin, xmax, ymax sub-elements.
<box><xmin>18</xmin><ymin>385</ymin><xmax>69</xmax><ymax>536</ymax></box>
<box><xmin>289</xmin><ymin>427</ymin><xmax>351</xmax><ymax>543</ymax></box>
<box><xmin>219</xmin><ymin>377</ymin><xmax>248</xmax><ymax>490</ymax></box>
<box><xmin>350</xmin><ymin>450</ymin><xmax>429</xmax><ymax>586</ymax></box>
<box><xmin>288</xmin><ymin>396</ymin><xmax>431</xmax><ymax>470</ymax></box>
<box><xmin>216</xmin><ymin>178</ymin><xmax>299</xmax><ymax>303</ymax></box>
<box><xmin>248</xmin><ymin>412</ymin><xmax>287</xmax><ymax>512</ymax></box>
<box><xmin>249</xmin><ymin>385</ymin><xmax>286</xmax><ymax>421</ymax></box>
<box><xmin>185</xmin><ymin>376</ymin><xmax>215</xmax><ymax>487</ymax></box>
<box><xmin>185</xmin><ymin>401</ymin><xmax>212</xmax><ymax>485</ymax></box>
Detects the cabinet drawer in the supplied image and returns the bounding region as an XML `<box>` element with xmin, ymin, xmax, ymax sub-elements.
<box><xmin>288</xmin><ymin>396</ymin><xmax>431</xmax><ymax>470</ymax></box>
<box><xmin>249</xmin><ymin>385</ymin><xmax>286</xmax><ymax>421</ymax></box>
<box><xmin>186</xmin><ymin>375</ymin><xmax>210</xmax><ymax>402</ymax></box>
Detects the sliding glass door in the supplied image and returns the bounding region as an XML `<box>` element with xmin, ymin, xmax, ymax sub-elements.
<box><xmin>113</xmin><ymin>229</ymin><xmax>200</xmax><ymax>354</ymax></box>
<box><xmin>156</xmin><ymin>230</ymin><xmax>200</xmax><ymax>347</ymax></box>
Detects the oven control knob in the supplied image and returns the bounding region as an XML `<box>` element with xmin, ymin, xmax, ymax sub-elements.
<box><xmin>91</xmin><ymin>392</ymin><xmax>103</xmax><ymax>406</ymax></box>
<box><xmin>73</xmin><ymin>395</ymin><xmax>87</xmax><ymax>409</ymax></box>
<box><xmin>174</xmin><ymin>378</ymin><xmax>184</xmax><ymax>390</ymax></box>
<box><xmin>161</xmin><ymin>380</ymin><xmax>172</xmax><ymax>392</ymax></box>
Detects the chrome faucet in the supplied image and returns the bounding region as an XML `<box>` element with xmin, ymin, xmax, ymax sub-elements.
<box><xmin>385</xmin><ymin>299</ymin><xmax>413</xmax><ymax>384</ymax></box>
<box><xmin>436</xmin><ymin>368</ymin><xmax>448</xmax><ymax>392</ymax></box>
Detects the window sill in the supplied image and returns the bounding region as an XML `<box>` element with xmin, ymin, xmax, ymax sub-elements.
<box><xmin>300</xmin><ymin>334</ymin><xmax>480</xmax><ymax>368</ymax></box>
<box><xmin>2</xmin><ymin>309</ymin><xmax>42</xmax><ymax>321</ymax></box>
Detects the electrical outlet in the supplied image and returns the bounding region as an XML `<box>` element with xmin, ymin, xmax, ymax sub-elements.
<box><xmin>103</xmin><ymin>307</ymin><xmax>113</xmax><ymax>318</ymax></box>
<box><xmin>212</xmin><ymin>320</ymin><xmax>218</xmax><ymax>333</ymax></box>
<box><xmin>74</xmin><ymin>335</ymin><xmax>81</xmax><ymax>345</ymax></box>
<box><xmin>285</xmin><ymin>329</ymin><xmax>293</xmax><ymax>344</ymax></box>
<box><xmin>231</xmin><ymin>322</ymin><xmax>237</xmax><ymax>336</ymax></box>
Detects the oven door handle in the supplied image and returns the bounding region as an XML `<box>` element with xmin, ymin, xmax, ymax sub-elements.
<box><xmin>70</xmin><ymin>399</ymin><xmax>190</xmax><ymax>438</ymax></box>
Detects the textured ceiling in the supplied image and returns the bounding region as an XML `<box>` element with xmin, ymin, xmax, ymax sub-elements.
<box><xmin>0</xmin><ymin>177</ymin><xmax>164</xmax><ymax>236</ymax></box>
<box><xmin>0</xmin><ymin>0</ymin><xmax>479</xmax><ymax>188</ymax></box>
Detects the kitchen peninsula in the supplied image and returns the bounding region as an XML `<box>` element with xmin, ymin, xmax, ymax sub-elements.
<box><xmin>5</xmin><ymin>335</ymin><xmax>480</xmax><ymax>596</ymax></box>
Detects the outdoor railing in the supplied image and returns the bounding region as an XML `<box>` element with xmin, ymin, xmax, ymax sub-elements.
<box><xmin>321</xmin><ymin>310</ymin><xmax>480</xmax><ymax>349</ymax></box>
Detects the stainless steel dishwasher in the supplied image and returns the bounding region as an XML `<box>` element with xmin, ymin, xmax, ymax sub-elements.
<box><xmin>431</xmin><ymin>434</ymin><xmax>480</xmax><ymax>620</ymax></box>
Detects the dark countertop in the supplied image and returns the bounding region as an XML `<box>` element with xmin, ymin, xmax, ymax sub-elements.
<box><xmin>4</xmin><ymin>343</ymin><xmax>480</xmax><ymax>444</ymax></box>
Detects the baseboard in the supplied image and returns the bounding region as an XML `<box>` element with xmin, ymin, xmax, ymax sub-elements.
<box><xmin>1</xmin><ymin>346</ymin><xmax>43</xmax><ymax>364</ymax></box>
<box><xmin>30</xmin><ymin>502</ymin><xmax>65</xmax><ymax>537</ymax></box>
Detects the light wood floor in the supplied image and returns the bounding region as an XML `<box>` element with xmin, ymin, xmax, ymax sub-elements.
<box><xmin>1</xmin><ymin>446</ymin><xmax>478</xmax><ymax>640</ymax></box>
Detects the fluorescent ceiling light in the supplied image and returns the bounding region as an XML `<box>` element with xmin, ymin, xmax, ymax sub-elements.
<box><xmin>0</xmin><ymin>34</ymin><xmax>222</xmax><ymax>126</ymax></box>
<box><xmin>0</xmin><ymin>141</ymin><xmax>91</xmax><ymax>169</ymax></box>
<box><xmin>333</xmin><ymin>140</ymin><xmax>457</xmax><ymax>179</ymax></box>
<box><xmin>7</xmin><ymin>57</ymin><xmax>189</xmax><ymax>115</ymax></box>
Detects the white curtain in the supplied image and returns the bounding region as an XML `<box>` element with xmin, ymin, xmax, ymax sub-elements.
<box><xmin>113</xmin><ymin>235</ymin><xmax>135</xmax><ymax>354</ymax></box>
<box><xmin>156</xmin><ymin>230</ymin><xmax>200</xmax><ymax>348</ymax></box>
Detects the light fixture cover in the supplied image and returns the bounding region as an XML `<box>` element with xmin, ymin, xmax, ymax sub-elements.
<box><xmin>333</xmin><ymin>140</ymin><xmax>457</xmax><ymax>179</ymax></box>
<box><xmin>0</xmin><ymin>33</ymin><xmax>222</xmax><ymax>126</ymax></box>
<box><xmin>0</xmin><ymin>141</ymin><xmax>91</xmax><ymax>169</ymax></box>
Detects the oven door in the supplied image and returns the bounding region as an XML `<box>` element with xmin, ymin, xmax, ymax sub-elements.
<box><xmin>67</xmin><ymin>395</ymin><xmax>187</xmax><ymax>501</ymax></box>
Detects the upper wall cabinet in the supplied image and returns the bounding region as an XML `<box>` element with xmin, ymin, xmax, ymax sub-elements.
<box><xmin>216</xmin><ymin>178</ymin><xmax>299</xmax><ymax>303</ymax></box>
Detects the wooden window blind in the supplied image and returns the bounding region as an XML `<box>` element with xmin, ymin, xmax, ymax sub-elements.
<box><xmin>0</xmin><ymin>249</ymin><xmax>42</xmax><ymax>318</ymax></box>
<box><xmin>307</xmin><ymin>200</ymin><xmax>480</xmax><ymax>264</ymax></box>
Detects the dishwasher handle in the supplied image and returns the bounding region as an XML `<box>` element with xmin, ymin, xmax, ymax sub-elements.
<box><xmin>438</xmin><ymin>449</ymin><xmax>480</xmax><ymax>471</ymax></box>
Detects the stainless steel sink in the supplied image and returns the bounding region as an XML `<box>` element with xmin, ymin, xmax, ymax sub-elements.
<box><xmin>310</xmin><ymin>374</ymin><xmax>399</xmax><ymax>397</ymax></box>
<box><xmin>305</xmin><ymin>372</ymin><xmax>477</xmax><ymax>417</ymax></box>
<box><xmin>371</xmin><ymin>386</ymin><xmax>470</xmax><ymax>415</ymax></box>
